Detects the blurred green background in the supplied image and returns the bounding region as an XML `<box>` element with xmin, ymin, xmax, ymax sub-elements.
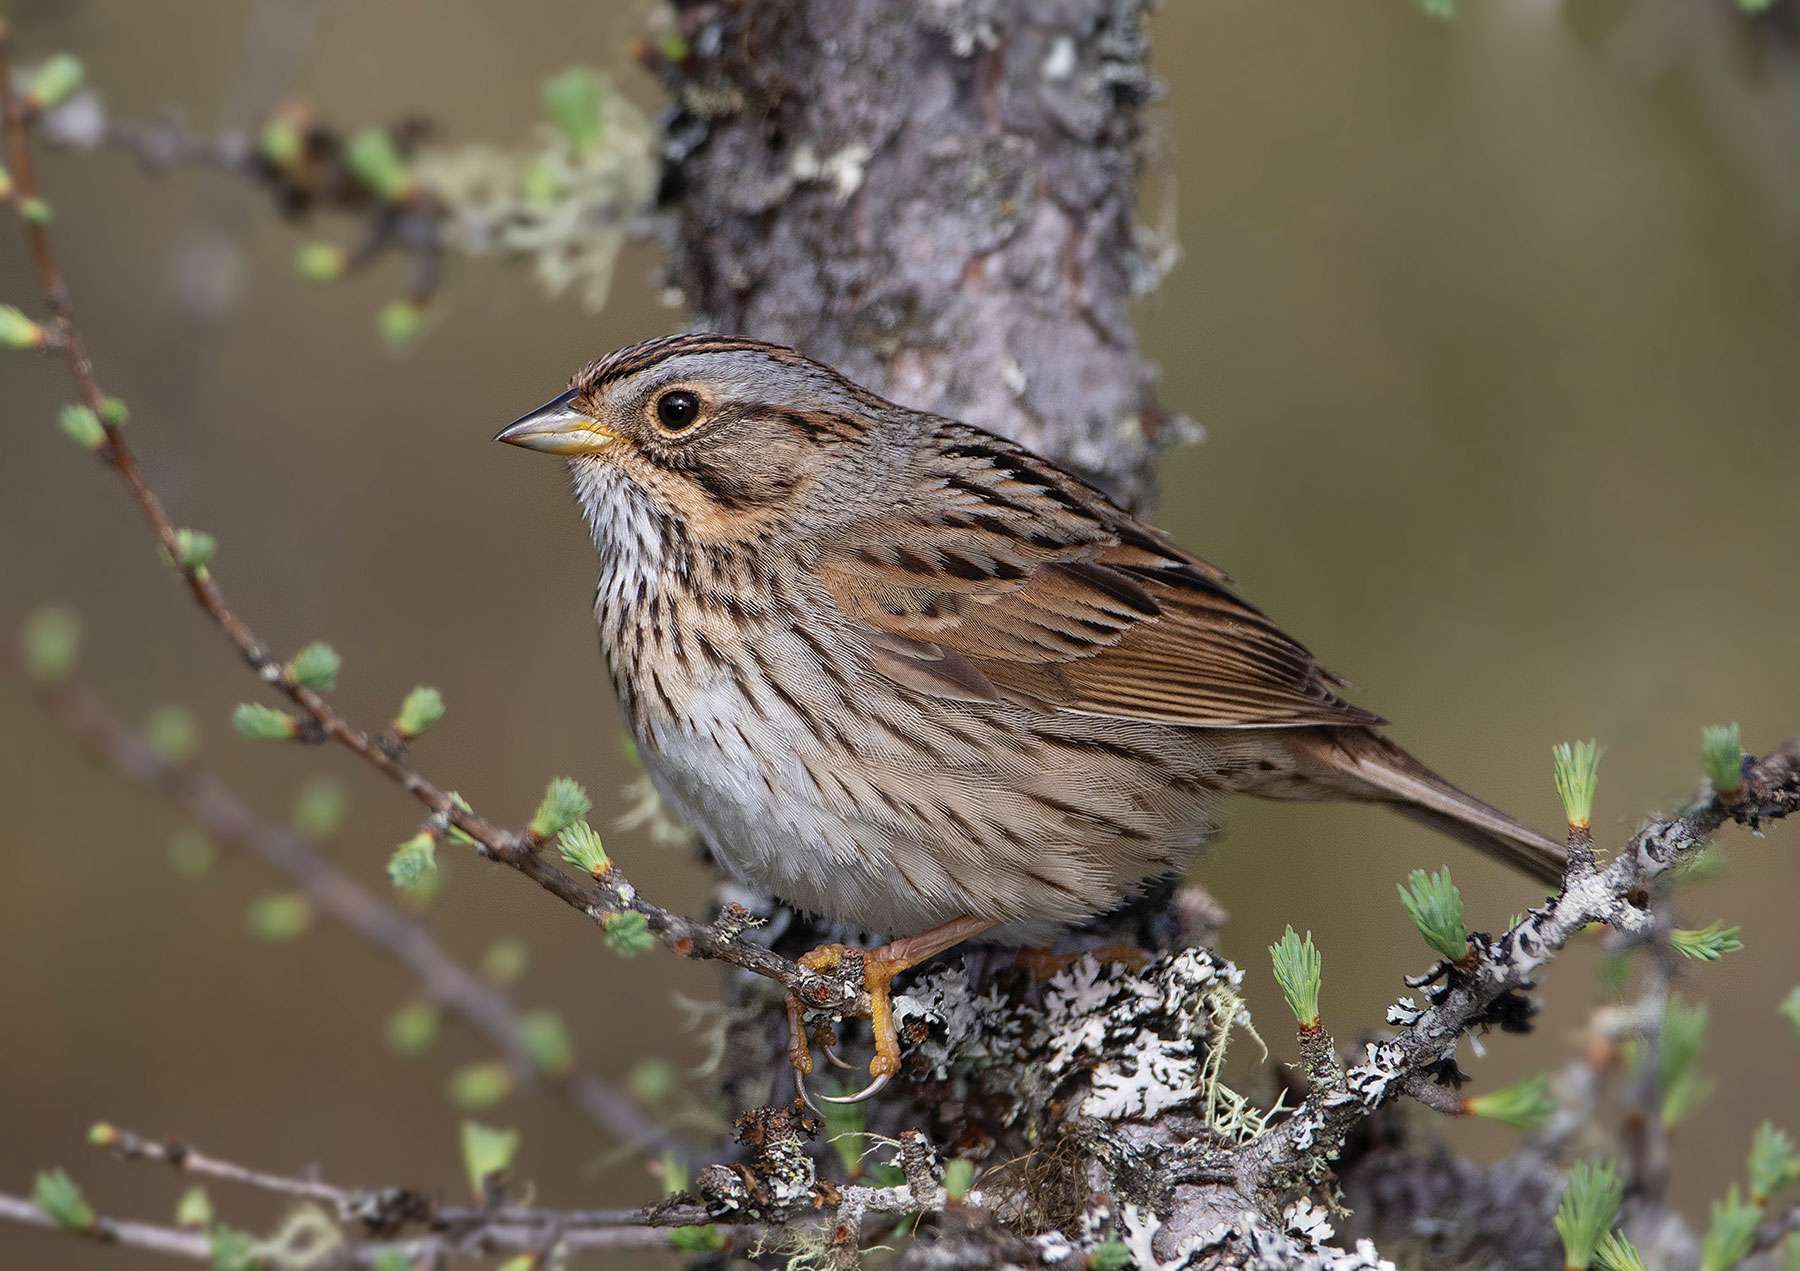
<box><xmin>3</xmin><ymin>1</ymin><xmax>1797</xmax><ymax>1264</ymax></box>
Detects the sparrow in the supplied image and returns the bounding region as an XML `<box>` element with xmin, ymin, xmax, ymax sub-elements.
<box><xmin>497</xmin><ymin>333</ymin><xmax>1565</xmax><ymax>1102</ymax></box>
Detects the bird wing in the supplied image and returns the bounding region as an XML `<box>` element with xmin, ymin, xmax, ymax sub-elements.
<box><xmin>816</xmin><ymin>426</ymin><xmax>1383</xmax><ymax>730</ymax></box>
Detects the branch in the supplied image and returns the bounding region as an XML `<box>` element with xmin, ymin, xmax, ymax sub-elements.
<box><xmin>0</xmin><ymin>26</ymin><xmax>868</xmax><ymax>1030</ymax></box>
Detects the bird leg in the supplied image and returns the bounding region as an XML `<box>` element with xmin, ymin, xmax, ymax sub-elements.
<box><xmin>787</xmin><ymin>914</ymin><xmax>994</xmax><ymax>1105</ymax></box>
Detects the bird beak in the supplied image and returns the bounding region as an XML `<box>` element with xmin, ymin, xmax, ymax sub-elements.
<box><xmin>492</xmin><ymin>388</ymin><xmax>619</xmax><ymax>455</ymax></box>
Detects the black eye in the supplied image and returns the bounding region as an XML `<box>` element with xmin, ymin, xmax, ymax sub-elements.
<box><xmin>654</xmin><ymin>389</ymin><xmax>701</xmax><ymax>432</ymax></box>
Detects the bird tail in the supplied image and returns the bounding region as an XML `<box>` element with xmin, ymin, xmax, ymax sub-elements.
<box><xmin>1279</xmin><ymin>728</ymin><xmax>1567</xmax><ymax>887</ymax></box>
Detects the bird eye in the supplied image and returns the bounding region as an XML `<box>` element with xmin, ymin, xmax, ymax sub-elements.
<box><xmin>654</xmin><ymin>389</ymin><xmax>701</xmax><ymax>432</ymax></box>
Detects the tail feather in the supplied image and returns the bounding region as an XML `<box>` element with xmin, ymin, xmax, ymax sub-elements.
<box><xmin>1281</xmin><ymin>728</ymin><xmax>1567</xmax><ymax>888</ymax></box>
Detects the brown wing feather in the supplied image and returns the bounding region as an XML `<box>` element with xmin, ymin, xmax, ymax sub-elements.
<box><xmin>818</xmin><ymin>423</ymin><xmax>1383</xmax><ymax>730</ymax></box>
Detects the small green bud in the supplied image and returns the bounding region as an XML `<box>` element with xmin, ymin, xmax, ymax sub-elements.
<box><xmin>1595</xmin><ymin>1230</ymin><xmax>1649</xmax><ymax>1271</ymax></box>
<box><xmin>145</xmin><ymin>705</ymin><xmax>199</xmax><ymax>764</ymax></box>
<box><xmin>19</xmin><ymin>196</ymin><xmax>52</xmax><ymax>224</ymax></box>
<box><xmin>371</xmin><ymin>1252</ymin><xmax>414</xmax><ymax>1271</ymax></box>
<box><xmin>166</xmin><ymin>830</ymin><xmax>217</xmax><ymax>879</ymax></box>
<box><xmin>520</xmin><ymin>1009</ymin><xmax>576</xmax><ymax>1074</ymax></box>
<box><xmin>496</xmin><ymin>1256</ymin><xmax>539</xmax><ymax>1271</ymax></box>
<box><xmin>385</xmin><ymin>1000</ymin><xmax>441</xmax><ymax>1057</ymax></box>
<box><xmin>530</xmin><ymin>776</ymin><xmax>592</xmax><ymax>840</ymax></box>
<box><xmin>245</xmin><ymin>892</ymin><xmax>313</xmax><ymax>942</ymax></box>
<box><xmin>27</xmin><ymin>54</ymin><xmax>86</xmax><ymax>110</ymax></box>
<box><xmin>627</xmin><ymin>1058</ymin><xmax>676</xmax><ymax>1105</ymax></box>
<box><xmin>1671</xmin><ymin>922</ymin><xmax>1744</xmax><ymax>962</ymax></box>
<box><xmin>557</xmin><ymin>821</ymin><xmax>610</xmax><ymax>877</ymax></box>
<box><xmin>258</xmin><ymin>118</ymin><xmax>304</xmax><ymax>168</ymax></box>
<box><xmin>1398</xmin><ymin>866</ymin><xmax>1468</xmax><ymax>962</ymax></box>
<box><xmin>603</xmin><ymin>910</ymin><xmax>654</xmax><ymax>957</ymax></box>
<box><xmin>1268</xmin><ymin>925</ymin><xmax>1322</xmax><ymax>1028</ymax></box>
<box><xmin>98</xmin><ymin>396</ymin><xmax>129</xmax><ymax>427</ymax></box>
<box><xmin>1464</xmin><ymin>1073</ymin><xmax>1556</xmax><ymax>1130</ymax></box>
<box><xmin>1555</xmin><ymin>1159</ymin><xmax>1623</xmax><ymax>1271</ymax></box>
<box><xmin>294</xmin><ymin>242</ymin><xmax>347</xmax><ymax>281</ymax></box>
<box><xmin>87</xmin><ymin>1122</ymin><xmax>118</xmax><ymax>1147</ymax></box>
<box><xmin>670</xmin><ymin>1226</ymin><xmax>726</xmax><ymax>1253</ymax></box>
<box><xmin>32</xmin><ymin>1168</ymin><xmax>95</xmax><ymax>1232</ymax></box>
<box><xmin>0</xmin><ymin>303</ymin><xmax>46</xmax><ymax>348</ymax></box>
<box><xmin>1783</xmin><ymin>986</ymin><xmax>1800</xmax><ymax>1036</ymax></box>
<box><xmin>387</xmin><ymin>832</ymin><xmax>439</xmax><ymax>891</ymax></box>
<box><xmin>542</xmin><ymin>67</ymin><xmax>604</xmax><ymax>155</ymax></box>
<box><xmin>481</xmin><ymin>938</ymin><xmax>529</xmax><ymax>984</ymax></box>
<box><xmin>1700</xmin><ymin>1184</ymin><xmax>1760</xmax><ymax>1271</ymax></box>
<box><xmin>23</xmin><ymin>605</ymin><xmax>81</xmax><ymax>683</ymax></box>
<box><xmin>1552</xmin><ymin>739</ymin><xmax>1603</xmax><ymax>832</ymax></box>
<box><xmin>58</xmin><ymin>403</ymin><xmax>105</xmax><ymax>449</ymax></box>
<box><xmin>1702</xmin><ymin>723</ymin><xmax>1745</xmax><ymax>798</ymax></box>
<box><xmin>286</xmin><ymin>641</ymin><xmax>340</xmax><ymax>692</ymax></box>
<box><xmin>1089</xmin><ymin>1238</ymin><xmax>1135</xmax><ymax>1271</ymax></box>
<box><xmin>377</xmin><ymin>298</ymin><xmax>425</xmax><ymax>351</ymax></box>
<box><xmin>660</xmin><ymin>34</ymin><xmax>692</xmax><ymax>62</ymax></box>
<box><xmin>459</xmin><ymin>1120</ymin><xmax>520</xmax><ymax>1198</ymax></box>
<box><xmin>174</xmin><ymin>1185</ymin><xmax>213</xmax><ymax>1229</ymax></box>
<box><xmin>174</xmin><ymin>528</ymin><xmax>217</xmax><ymax>571</ymax></box>
<box><xmin>393</xmin><ymin>685</ymin><xmax>445</xmax><ymax>739</ymax></box>
<box><xmin>346</xmin><ymin>128</ymin><xmax>411</xmax><ymax>200</ymax></box>
<box><xmin>232</xmin><ymin>702</ymin><xmax>298</xmax><ymax>741</ymax></box>
<box><xmin>1748</xmin><ymin>1121</ymin><xmax>1798</xmax><ymax>1205</ymax></box>
<box><xmin>942</xmin><ymin>1157</ymin><xmax>976</xmax><ymax>1201</ymax></box>
<box><xmin>449</xmin><ymin>1061</ymin><xmax>513</xmax><ymax>1110</ymax></box>
<box><xmin>291</xmin><ymin>776</ymin><xmax>348</xmax><ymax>839</ymax></box>
<box><xmin>209</xmin><ymin>1227</ymin><xmax>258</xmax><ymax>1271</ymax></box>
<box><xmin>1657</xmin><ymin>996</ymin><xmax>1714</xmax><ymax>1126</ymax></box>
<box><xmin>444</xmin><ymin>790</ymin><xmax>478</xmax><ymax>845</ymax></box>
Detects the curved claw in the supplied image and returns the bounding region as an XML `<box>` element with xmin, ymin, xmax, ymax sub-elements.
<box><xmin>813</xmin><ymin>1071</ymin><xmax>892</xmax><ymax>1105</ymax></box>
<box><xmin>820</xmin><ymin>1045</ymin><xmax>855</xmax><ymax>1070</ymax></box>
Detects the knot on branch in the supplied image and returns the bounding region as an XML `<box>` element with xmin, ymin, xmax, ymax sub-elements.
<box><xmin>693</xmin><ymin>1102</ymin><xmax>825</xmax><ymax>1224</ymax></box>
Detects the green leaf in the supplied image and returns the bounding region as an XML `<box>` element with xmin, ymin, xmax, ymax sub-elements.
<box><xmin>557</xmin><ymin>821</ymin><xmax>610</xmax><ymax>876</ymax></box>
<box><xmin>23</xmin><ymin>605</ymin><xmax>81</xmax><ymax>683</ymax></box>
<box><xmin>245</xmin><ymin>892</ymin><xmax>312</xmax><ymax>942</ymax></box>
<box><xmin>174</xmin><ymin>1186</ymin><xmax>213</xmax><ymax>1229</ymax></box>
<box><xmin>393</xmin><ymin>686</ymin><xmax>445</xmax><ymax>739</ymax></box>
<box><xmin>166</xmin><ymin>830</ymin><xmax>217</xmax><ymax>880</ymax></box>
<box><xmin>1658</xmin><ymin>997</ymin><xmax>1713</xmax><ymax>1127</ymax></box>
<box><xmin>942</xmin><ymin>1158</ymin><xmax>976</xmax><ymax>1201</ymax></box>
<box><xmin>627</xmin><ymin>1058</ymin><xmax>676</xmax><ymax>1105</ymax></box>
<box><xmin>385</xmin><ymin>1000</ymin><xmax>441</xmax><ymax>1057</ymax></box>
<box><xmin>1671</xmin><ymin>922</ymin><xmax>1744</xmax><ymax>962</ymax></box>
<box><xmin>19</xmin><ymin>196</ymin><xmax>52</xmax><ymax>224</ymax></box>
<box><xmin>294</xmin><ymin>242</ymin><xmax>346</xmax><ymax>281</ymax></box>
<box><xmin>1555</xmin><ymin>1159</ymin><xmax>1623</xmax><ymax>1271</ymax></box>
<box><xmin>530</xmin><ymin>777</ymin><xmax>592</xmax><ymax>840</ymax></box>
<box><xmin>32</xmin><ymin>1169</ymin><xmax>95</xmax><ymax>1232</ymax></box>
<box><xmin>449</xmin><ymin>1061</ymin><xmax>513</xmax><ymax>1111</ymax></box>
<box><xmin>387</xmin><ymin>832</ymin><xmax>439</xmax><ymax>892</ymax></box>
<box><xmin>1783</xmin><ymin>986</ymin><xmax>1800</xmax><ymax>1037</ymax></box>
<box><xmin>1552</xmin><ymin>740</ymin><xmax>1602</xmax><ymax>831</ymax></box>
<box><xmin>1268</xmin><ymin>925</ymin><xmax>1322</xmax><ymax>1027</ymax></box>
<box><xmin>603</xmin><ymin>910</ymin><xmax>653</xmax><ymax>957</ymax></box>
<box><xmin>481</xmin><ymin>938</ymin><xmax>529</xmax><ymax>984</ymax></box>
<box><xmin>208</xmin><ymin>1226</ymin><xmax>258</xmax><ymax>1271</ymax></box>
<box><xmin>1595</xmin><ymin>1230</ymin><xmax>1648</xmax><ymax>1271</ymax></box>
<box><xmin>145</xmin><ymin>705</ymin><xmax>199</xmax><ymax>764</ymax></box>
<box><xmin>1417</xmin><ymin>0</ymin><xmax>1457</xmax><ymax>18</ymax></box>
<box><xmin>291</xmin><ymin>777</ymin><xmax>348</xmax><ymax>839</ymax></box>
<box><xmin>258</xmin><ymin>118</ymin><xmax>303</xmax><ymax>168</ymax></box>
<box><xmin>670</xmin><ymin>1225</ymin><xmax>726</xmax><ymax>1253</ymax></box>
<box><xmin>27</xmin><ymin>54</ymin><xmax>86</xmax><ymax>109</ymax></box>
<box><xmin>346</xmin><ymin>129</ymin><xmax>410</xmax><ymax>200</ymax></box>
<box><xmin>1398</xmin><ymin>867</ymin><xmax>1467</xmax><ymax>961</ymax></box>
<box><xmin>0</xmin><ymin>303</ymin><xmax>45</xmax><ymax>349</ymax></box>
<box><xmin>286</xmin><ymin>641</ymin><xmax>341</xmax><ymax>693</ymax></box>
<box><xmin>1702</xmin><ymin>723</ymin><xmax>1745</xmax><ymax>797</ymax></box>
<box><xmin>459</xmin><ymin>1121</ymin><xmax>520</xmax><ymax>1198</ymax></box>
<box><xmin>370</xmin><ymin>1252</ymin><xmax>414</xmax><ymax>1271</ymax></box>
<box><xmin>1465</xmin><ymin>1073</ymin><xmax>1556</xmax><ymax>1130</ymax></box>
<box><xmin>1749</xmin><ymin>1122</ymin><xmax>1799</xmax><ymax>1204</ymax></box>
<box><xmin>377</xmin><ymin>299</ymin><xmax>424</xmax><ymax>352</ymax></box>
<box><xmin>520</xmin><ymin>1009</ymin><xmax>576</xmax><ymax>1074</ymax></box>
<box><xmin>58</xmin><ymin>403</ymin><xmax>105</xmax><ymax>450</ymax></box>
<box><xmin>98</xmin><ymin>397</ymin><xmax>129</xmax><ymax>427</ymax></box>
<box><xmin>542</xmin><ymin>67</ymin><xmax>604</xmax><ymax>155</ymax></box>
<box><xmin>1700</xmin><ymin>1184</ymin><xmax>1760</xmax><ymax>1271</ymax></box>
<box><xmin>232</xmin><ymin>702</ymin><xmax>297</xmax><ymax>741</ymax></box>
<box><xmin>443</xmin><ymin>790</ymin><xmax>478</xmax><ymax>845</ymax></box>
<box><xmin>174</xmin><ymin>528</ymin><xmax>217</xmax><ymax>572</ymax></box>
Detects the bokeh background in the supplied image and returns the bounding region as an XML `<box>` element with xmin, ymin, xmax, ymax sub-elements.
<box><xmin>4</xmin><ymin>2</ymin><xmax>1798</xmax><ymax>1264</ymax></box>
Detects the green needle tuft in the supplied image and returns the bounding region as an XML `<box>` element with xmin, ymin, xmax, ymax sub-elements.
<box><xmin>1398</xmin><ymin>866</ymin><xmax>1467</xmax><ymax>961</ymax></box>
